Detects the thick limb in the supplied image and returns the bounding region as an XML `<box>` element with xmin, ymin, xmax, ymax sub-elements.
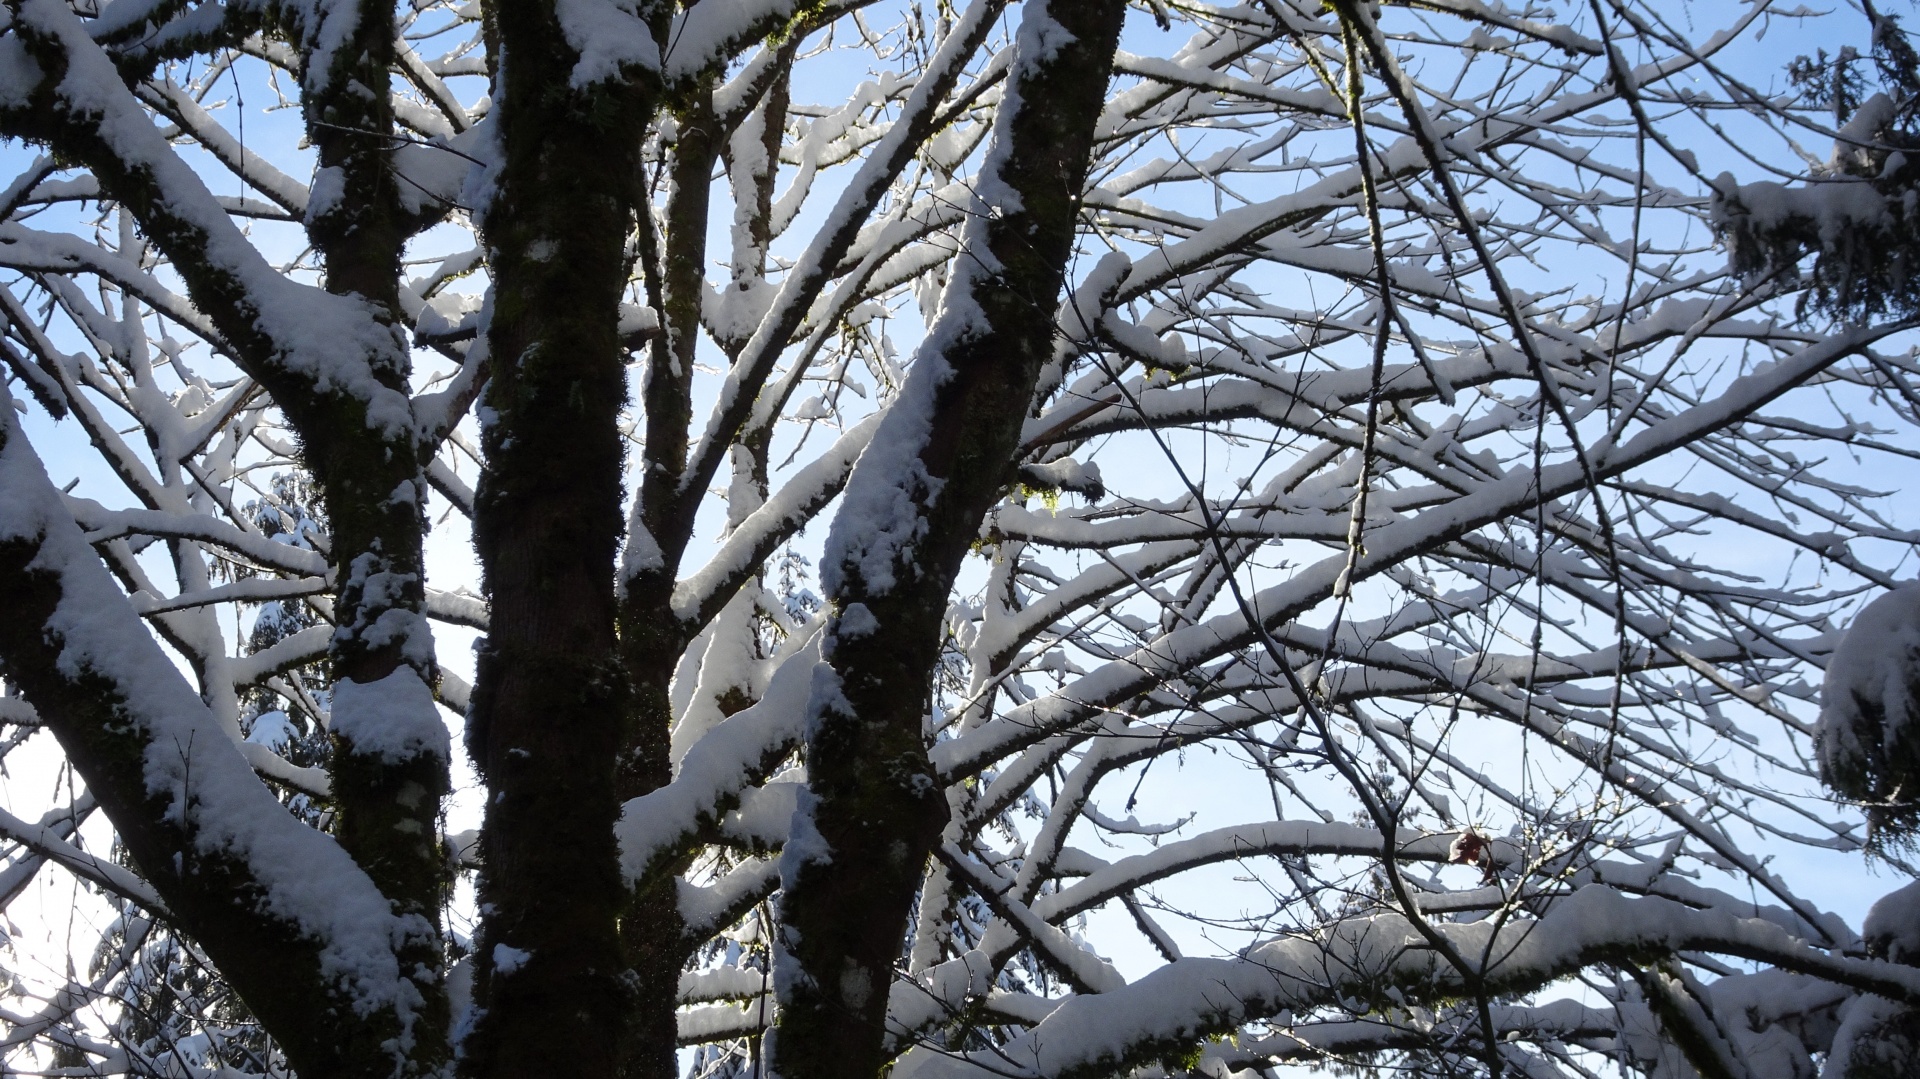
<box><xmin>768</xmin><ymin>5</ymin><xmax>1128</xmax><ymax>1077</ymax></box>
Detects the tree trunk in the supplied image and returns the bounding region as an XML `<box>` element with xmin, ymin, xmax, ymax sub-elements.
<box><xmin>0</xmin><ymin>416</ymin><xmax>431</xmax><ymax>1079</ymax></box>
<box><xmin>768</xmin><ymin>5</ymin><xmax>1128</xmax><ymax>1077</ymax></box>
<box><xmin>302</xmin><ymin>6</ymin><xmax>453</xmax><ymax>1061</ymax></box>
<box><xmin>461</xmin><ymin>0</ymin><xmax>655</xmax><ymax>1071</ymax></box>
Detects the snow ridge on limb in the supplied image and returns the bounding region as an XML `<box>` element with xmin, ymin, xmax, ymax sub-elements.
<box><xmin>133</xmin><ymin>78</ymin><xmax>310</xmax><ymax>217</ymax></box>
<box><xmin>0</xmin><ymin>393</ymin><xmax>435</xmax><ymax>1074</ymax></box>
<box><xmin>68</xmin><ymin>501</ymin><xmax>330</xmax><ymax>578</ymax></box>
<box><xmin>670</xmin><ymin>412</ymin><xmax>881</xmax><ymax>627</ymax></box>
<box><xmin>0</xmin><ymin>802</ymin><xmax>164</xmax><ymax>912</ymax></box>
<box><xmin>0</xmin><ymin>0</ymin><xmax>417</xmax><ymax>442</ymax></box>
<box><xmin>771</xmin><ymin>4</ymin><xmax>1131</xmax><ymax>1078</ymax></box>
<box><xmin>1030</xmin><ymin>821</ymin><xmax>1519</xmax><ymax>924</ymax></box>
<box><xmin>892</xmin><ymin>886</ymin><xmax>1920</xmax><ymax>1079</ymax></box>
<box><xmin>0</xmin><ymin>220</ymin><xmax>225</xmax><ymax>346</ymax></box>
<box><xmin>669</xmin><ymin>0</ymin><xmax>1004</xmax><ymax>533</ymax></box>
<box><xmin>554</xmin><ymin>0</ymin><xmax>662</xmax><ymax>87</ymax></box>
<box><xmin>662</xmin><ymin>0</ymin><xmax>811</xmax><ymax>80</ymax></box>
<box><xmin>939</xmin><ymin>323</ymin><xmax>1903</xmax><ymax>778</ymax></box>
<box><xmin>878</xmin><ymin>819</ymin><xmax>1521</xmax><ymax>1044</ymax></box>
<box><xmin>616</xmin><ymin>627</ymin><xmax>821</xmax><ymax>881</ymax></box>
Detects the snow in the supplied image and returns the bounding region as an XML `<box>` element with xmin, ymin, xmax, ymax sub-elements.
<box><xmin>444</xmin><ymin>955</ymin><xmax>473</xmax><ymax>1038</ymax></box>
<box><xmin>938</xmin><ymin>841</ymin><xmax>1125</xmax><ymax>994</ymax></box>
<box><xmin>664</xmin><ymin>1</ymin><xmax>806</xmax><ymax>80</ymax></box>
<box><xmin>678</xmin><ymin>856</ymin><xmax>779</xmax><ymax>932</ymax></box>
<box><xmin>680</xmin><ymin>965</ymin><xmax>770</xmax><ymax>1004</ymax></box>
<box><xmin>674</xmin><ymin>0</ymin><xmax>999</xmax><ymax>511</ymax></box>
<box><xmin>328</xmin><ymin>667</ymin><xmax>452</xmax><ymax>764</ymax></box>
<box><xmin>1864</xmin><ymin>879</ymin><xmax>1920</xmax><ymax>963</ymax></box>
<box><xmin>0</xmin><ymin>696</ymin><xmax>39</xmax><ymax>726</ymax></box>
<box><xmin>892</xmin><ymin>887</ymin><xmax>1917</xmax><ymax>1079</ymax></box>
<box><xmin>228</xmin><ymin>626</ymin><xmax>331</xmax><ymax>687</ymax></box>
<box><xmin>1</xmin><ymin>0</ymin><xmax>1911</xmax><ymax>1071</ymax></box>
<box><xmin>293</xmin><ymin>0</ymin><xmax>372</xmax><ymax>98</ymax></box>
<box><xmin>1017</xmin><ymin>457</ymin><xmax>1102</xmax><ymax>499</ymax></box>
<box><xmin>835</xmin><ymin>602</ymin><xmax>878</xmax><ymax>639</ymax></box>
<box><xmin>238</xmin><ymin>741</ymin><xmax>331</xmax><ymax>797</ymax></box>
<box><xmin>81</xmin><ymin>0</ymin><xmax>176</xmax><ymax>39</ymax></box>
<box><xmin>0</xmin><ymin>803</ymin><xmax>165</xmax><ymax>912</ymax></box>
<box><xmin>458</xmin><ymin>112</ymin><xmax>507</xmax><ymax>225</ymax></box>
<box><xmin>491</xmin><ymin>943</ymin><xmax>531</xmax><ymax>975</ymax></box>
<box><xmin>622</xmin><ymin>519</ymin><xmax>667</xmax><ymax>580</ymax></box>
<box><xmin>816</xmin><ymin>288</ymin><xmax>966</xmax><ymax>596</ymax></box>
<box><xmin>942</xmin><ymin>324</ymin><xmax>1893</xmax><ymax>780</ymax></box>
<box><xmin>705</xmin><ymin>278</ymin><xmax>778</xmax><ymax>346</ymax></box>
<box><xmin>0</xmin><ymin>393</ymin><xmax>430</xmax><ymax>1034</ymax></box>
<box><xmin>678</xmin><ymin>996</ymin><xmax>773</xmax><ymax>1043</ymax></box>
<box><xmin>1033</xmin><ymin>821</ymin><xmax>1512</xmax><ymax>924</ymax></box>
<box><xmin>0</xmin><ymin>31</ymin><xmax>43</xmax><ymax>109</ymax></box>
<box><xmin>305</xmin><ymin>165</ymin><xmax>346</xmax><ymax>224</ymax></box>
<box><xmin>616</xmin><ymin>630</ymin><xmax>821</xmax><ymax>880</ymax></box>
<box><xmin>776</xmin><ymin>782</ymin><xmax>831</xmax><ymax>876</ymax></box>
<box><xmin>1717</xmin><ymin>173</ymin><xmax>1894</xmax><ymax>245</ymax></box>
<box><xmin>719</xmin><ymin>776</ymin><xmax>801</xmax><ymax>849</ymax></box>
<box><xmin>670</xmin><ymin>413</ymin><xmax>880</xmax><ymax>621</ymax></box>
<box><xmin>617</xmin><ymin>302</ymin><xmax>659</xmax><ymax>338</ymax></box>
<box><xmin>554</xmin><ymin>0</ymin><xmax>660</xmax><ymax>87</ymax></box>
<box><xmin>1819</xmin><ymin>582</ymin><xmax>1920</xmax><ymax>795</ymax></box>
<box><xmin>670</xmin><ymin>587</ymin><xmax>768</xmax><ymax>768</ymax></box>
<box><xmin>12</xmin><ymin>0</ymin><xmax>420</xmax><ymax>441</ymax></box>
<box><xmin>243</xmin><ymin>712</ymin><xmax>295</xmax><ymax>757</ymax></box>
<box><xmin>393</xmin><ymin>129</ymin><xmax>483</xmax><ymax>218</ymax></box>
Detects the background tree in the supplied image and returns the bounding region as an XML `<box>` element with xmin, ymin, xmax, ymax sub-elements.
<box><xmin>0</xmin><ymin>1</ymin><xmax>1918</xmax><ymax>1078</ymax></box>
<box><xmin>1716</xmin><ymin>0</ymin><xmax>1920</xmax><ymax>322</ymax></box>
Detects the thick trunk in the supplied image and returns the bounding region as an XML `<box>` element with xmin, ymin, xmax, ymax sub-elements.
<box><xmin>462</xmin><ymin>0</ymin><xmax>654</xmax><ymax>1073</ymax></box>
<box><xmin>769</xmin><ymin>4</ymin><xmax>1128</xmax><ymax>1077</ymax></box>
<box><xmin>301</xmin><ymin>9</ymin><xmax>453</xmax><ymax>1061</ymax></box>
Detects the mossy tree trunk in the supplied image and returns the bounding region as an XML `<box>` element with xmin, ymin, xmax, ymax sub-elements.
<box><xmin>767</xmin><ymin>5</ymin><xmax>1129</xmax><ymax>1078</ymax></box>
<box><xmin>461</xmin><ymin>0</ymin><xmax>659</xmax><ymax>1074</ymax></box>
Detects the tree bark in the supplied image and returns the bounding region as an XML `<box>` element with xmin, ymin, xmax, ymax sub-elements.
<box><xmin>461</xmin><ymin>0</ymin><xmax>655</xmax><ymax>1073</ymax></box>
<box><xmin>300</xmin><ymin>5</ymin><xmax>453</xmax><ymax>1059</ymax></box>
<box><xmin>0</xmin><ymin>411</ymin><xmax>431</xmax><ymax>1078</ymax></box>
<box><xmin>768</xmin><ymin>5</ymin><xmax>1128</xmax><ymax>1077</ymax></box>
<box><xmin>0</xmin><ymin>1</ymin><xmax>456</xmax><ymax>1070</ymax></box>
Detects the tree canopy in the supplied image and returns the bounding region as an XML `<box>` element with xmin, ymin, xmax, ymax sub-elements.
<box><xmin>1</xmin><ymin>1</ymin><xmax>1918</xmax><ymax>1078</ymax></box>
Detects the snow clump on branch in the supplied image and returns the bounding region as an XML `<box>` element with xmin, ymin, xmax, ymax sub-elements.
<box><xmin>1821</xmin><ymin>582</ymin><xmax>1920</xmax><ymax>848</ymax></box>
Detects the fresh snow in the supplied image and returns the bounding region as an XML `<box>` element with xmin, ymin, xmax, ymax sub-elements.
<box><xmin>0</xmin><ymin>393</ymin><xmax>429</xmax><ymax>1029</ymax></box>
<box><xmin>1820</xmin><ymin>582</ymin><xmax>1920</xmax><ymax>785</ymax></box>
<box><xmin>329</xmin><ymin>667</ymin><xmax>452</xmax><ymax>764</ymax></box>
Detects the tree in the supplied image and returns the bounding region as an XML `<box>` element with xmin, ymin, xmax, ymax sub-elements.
<box><xmin>0</xmin><ymin>0</ymin><xmax>1918</xmax><ymax>1076</ymax></box>
<box><xmin>1715</xmin><ymin>1</ymin><xmax>1920</xmax><ymax>321</ymax></box>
